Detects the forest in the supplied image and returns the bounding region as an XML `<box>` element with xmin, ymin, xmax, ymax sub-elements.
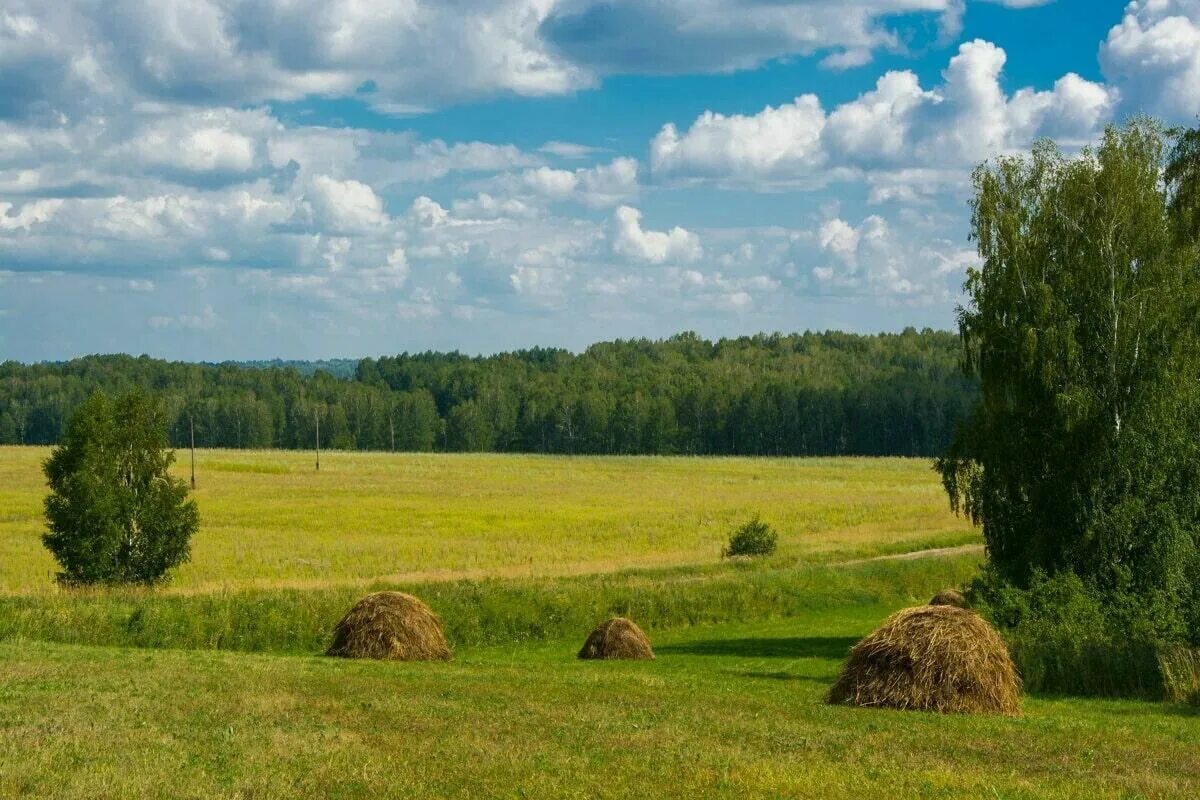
<box><xmin>0</xmin><ymin>328</ymin><xmax>976</xmax><ymax>456</ymax></box>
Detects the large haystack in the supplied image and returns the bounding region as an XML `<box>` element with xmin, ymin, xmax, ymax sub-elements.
<box><xmin>827</xmin><ymin>605</ymin><xmax>1021</xmax><ymax>715</ymax></box>
<box><xmin>578</xmin><ymin>617</ymin><xmax>655</xmax><ymax>660</ymax></box>
<box><xmin>929</xmin><ymin>588</ymin><xmax>969</xmax><ymax>608</ymax></box>
<box><xmin>326</xmin><ymin>591</ymin><xmax>451</xmax><ymax>661</ymax></box>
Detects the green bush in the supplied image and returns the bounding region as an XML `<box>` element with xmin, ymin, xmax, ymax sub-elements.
<box><xmin>975</xmin><ymin>569</ymin><xmax>1165</xmax><ymax>698</ymax></box>
<box><xmin>722</xmin><ymin>516</ymin><xmax>777</xmax><ymax>558</ymax></box>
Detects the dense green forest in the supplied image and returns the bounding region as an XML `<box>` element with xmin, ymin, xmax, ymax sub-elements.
<box><xmin>0</xmin><ymin>329</ymin><xmax>976</xmax><ymax>456</ymax></box>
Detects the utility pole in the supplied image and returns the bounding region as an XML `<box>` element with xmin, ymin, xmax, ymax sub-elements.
<box><xmin>389</xmin><ymin>415</ymin><xmax>395</xmax><ymax>453</ymax></box>
<box><xmin>315</xmin><ymin>408</ymin><xmax>321</xmax><ymax>472</ymax></box>
<box><xmin>189</xmin><ymin>415</ymin><xmax>197</xmax><ymax>490</ymax></box>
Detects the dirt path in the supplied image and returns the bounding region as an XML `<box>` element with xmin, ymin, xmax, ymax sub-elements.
<box><xmin>836</xmin><ymin>542</ymin><xmax>983</xmax><ymax>567</ymax></box>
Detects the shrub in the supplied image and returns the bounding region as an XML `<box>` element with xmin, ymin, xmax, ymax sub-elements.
<box><xmin>42</xmin><ymin>389</ymin><xmax>198</xmax><ymax>586</ymax></box>
<box><xmin>974</xmin><ymin>569</ymin><xmax>1164</xmax><ymax>698</ymax></box>
<box><xmin>722</xmin><ymin>516</ymin><xmax>777</xmax><ymax>558</ymax></box>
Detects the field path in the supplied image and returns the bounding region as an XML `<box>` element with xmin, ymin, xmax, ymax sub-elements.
<box><xmin>836</xmin><ymin>542</ymin><xmax>983</xmax><ymax>566</ymax></box>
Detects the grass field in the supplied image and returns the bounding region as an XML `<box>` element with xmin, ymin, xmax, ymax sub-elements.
<box><xmin>0</xmin><ymin>446</ymin><xmax>975</xmax><ymax>593</ymax></box>
<box><xmin>3</xmin><ymin>608</ymin><xmax>1197</xmax><ymax>799</ymax></box>
<box><xmin>1</xmin><ymin>447</ymin><xmax>1195</xmax><ymax>798</ymax></box>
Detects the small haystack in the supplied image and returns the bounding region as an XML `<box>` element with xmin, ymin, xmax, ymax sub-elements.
<box><xmin>827</xmin><ymin>605</ymin><xmax>1021</xmax><ymax>715</ymax></box>
<box><xmin>929</xmin><ymin>588</ymin><xmax>969</xmax><ymax>608</ymax></box>
<box><xmin>578</xmin><ymin>617</ymin><xmax>655</xmax><ymax>660</ymax></box>
<box><xmin>326</xmin><ymin>591</ymin><xmax>451</xmax><ymax>661</ymax></box>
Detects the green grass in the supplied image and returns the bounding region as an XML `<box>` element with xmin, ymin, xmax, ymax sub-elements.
<box><xmin>0</xmin><ymin>447</ymin><xmax>976</xmax><ymax>593</ymax></box>
<box><xmin>0</xmin><ymin>553</ymin><xmax>982</xmax><ymax>654</ymax></box>
<box><xmin>2</xmin><ymin>448</ymin><xmax>1192</xmax><ymax>797</ymax></box>
<box><xmin>2</xmin><ymin>609</ymin><xmax>1196</xmax><ymax>799</ymax></box>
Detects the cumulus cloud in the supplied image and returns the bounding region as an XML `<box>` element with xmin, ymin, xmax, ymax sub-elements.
<box><xmin>809</xmin><ymin>214</ymin><xmax>974</xmax><ymax>299</ymax></box>
<box><xmin>651</xmin><ymin>40</ymin><xmax>1116</xmax><ymax>187</ymax></box>
<box><xmin>519</xmin><ymin>157</ymin><xmax>639</xmax><ymax>206</ymax></box>
<box><xmin>304</xmin><ymin>175</ymin><xmax>388</xmax><ymax>232</ymax></box>
<box><xmin>611</xmin><ymin>205</ymin><xmax>702</xmax><ymax>264</ymax></box>
<box><xmin>1101</xmin><ymin>0</ymin><xmax>1200</xmax><ymax>121</ymax></box>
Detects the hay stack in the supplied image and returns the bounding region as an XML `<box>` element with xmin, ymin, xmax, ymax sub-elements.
<box><xmin>326</xmin><ymin>591</ymin><xmax>451</xmax><ymax>661</ymax></box>
<box><xmin>827</xmin><ymin>605</ymin><xmax>1021</xmax><ymax>715</ymax></box>
<box><xmin>929</xmin><ymin>588</ymin><xmax>969</xmax><ymax>608</ymax></box>
<box><xmin>578</xmin><ymin>617</ymin><xmax>655</xmax><ymax>660</ymax></box>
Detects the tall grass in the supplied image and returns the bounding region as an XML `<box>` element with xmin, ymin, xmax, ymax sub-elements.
<box><xmin>1159</xmin><ymin>647</ymin><xmax>1200</xmax><ymax>706</ymax></box>
<box><xmin>0</xmin><ymin>555</ymin><xmax>981</xmax><ymax>654</ymax></box>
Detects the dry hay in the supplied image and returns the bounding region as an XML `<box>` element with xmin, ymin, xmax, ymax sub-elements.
<box><xmin>929</xmin><ymin>588</ymin><xmax>969</xmax><ymax>608</ymax></box>
<box><xmin>827</xmin><ymin>605</ymin><xmax>1021</xmax><ymax>715</ymax></box>
<box><xmin>326</xmin><ymin>591</ymin><xmax>451</xmax><ymax>661</ymax></box>
<box><xmin>578</xmin><ymin>617</ymin><xmax>655</xmax><ymax>660</ymax></box>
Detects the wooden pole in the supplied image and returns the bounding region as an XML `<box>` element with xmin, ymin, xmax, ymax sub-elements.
<box><xmin>315</xmin><ymin>408</ymin><xmax>321</xmax><ymax>472</ymax></box>
<box><xmin>389</xmin><ymin>415</ymin><xmax>395</xmax><ymax>453</ymax></box>
<box><xmin>189</xmin><ymin>415</ymin><xmax>196</xmax><ymax>490</ymax></box>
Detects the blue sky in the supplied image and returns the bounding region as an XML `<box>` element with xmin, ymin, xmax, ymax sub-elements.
<box><xmin>1</xmin><ymin>0</ymin><xmax>1196</xmax><ymax>361</ymax></box>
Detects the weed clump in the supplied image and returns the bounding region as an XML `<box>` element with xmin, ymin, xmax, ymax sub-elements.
<box><xmin>578</xmin><ymin>617</ymin><xmax>654</xmax><ymax>660</ymax></box>
<box><xmin>327</xmin><ymin>591</ymin><xmax>451</xmax><ymax>661</ymax></box>
<box><xmin>723</xmin><ymin>516</ymin><xmax>777</xmax><ymax>558</ymax></box>
<box><xmin>827</xmin><ymin>604</ymin><xmax>1021</xmax><ymax>715</ymax></box>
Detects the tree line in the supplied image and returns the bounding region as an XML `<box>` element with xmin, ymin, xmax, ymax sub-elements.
<box><xmin>0</xmin><ymin>328</ymin><xmax>976</xmax><ymax>456</ymax></box>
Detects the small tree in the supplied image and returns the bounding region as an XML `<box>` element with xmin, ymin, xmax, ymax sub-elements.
<box><xmin>43</xmin><ymin>389</ymin><xmax>198</xmax><ymax>585</ymax></box>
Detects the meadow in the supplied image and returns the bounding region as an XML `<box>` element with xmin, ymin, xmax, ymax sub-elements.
<box><xmin>1</xmin><ymin>447</ymin><xmax>1196</xmax><ymax>798</ymax></box>
<box><xmin>0</xmin><ymin>447</ymin><xmax>975</xmax><ymax>593</ymax></box>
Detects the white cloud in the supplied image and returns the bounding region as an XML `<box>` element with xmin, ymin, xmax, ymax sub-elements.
<box><xmin>651</xmin><ymin>96</ymin><xmax>827</xmax><ymax>182</ymax></box>
<box><xmin>1101</xmin><ymin>0</ymin><xmax>1200</xmax><ymax>121</ymax></box>
<box><xmin>651</xmin><ymin>40</ymin><xmax>1115</xmax><ymax>187</ymax></box>
<box><xmin>809</xmin><ymin>214</ymin><xmax>974</xmax><ymax>299</ymax></box>
<box><xmin>305</xmin><ymin>175</ymin><xmax>387</xmax><ymax>232</ymax></box>
<box><xmin>520</xmin><ymin>157</ymin><xmax>639</xmax><ymax>206</ymax></box>
<box><xmin>612</xmin><ymin>205</ymin><xmax>702</xmax><ymax>264</ymax></box>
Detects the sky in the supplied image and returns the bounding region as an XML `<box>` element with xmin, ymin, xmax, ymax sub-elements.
<box><xmin>1</xmin><ymin>0</ymin><xmax>1198</xmax><ymax>361</ymax></box>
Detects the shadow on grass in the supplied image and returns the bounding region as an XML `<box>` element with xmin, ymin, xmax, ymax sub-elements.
<box><xmin>728</xmin><ymin>670</ymin><xmax>833</xmax><ymax>683</ymax></box>
<box><xmin>656</xmin><ymin>636</ymin><xmax>858</xmax><ymax>660</ymax></box>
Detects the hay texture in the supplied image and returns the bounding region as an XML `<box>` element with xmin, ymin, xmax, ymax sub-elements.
<box><xmin>326</xmin><ymin>591</ymin><xmax>451</xmax><ymax>661</ymax></box>
<box><xmin>827</xmin><ymin>605</ymin><xmax>1021</xmax><ymax>715</ymax></box>
<box><xmin>929</xmin><ymin>588</ymin><xmax>969</xmax><ymax>608</ymax></box>
<box><xmin>578</xmin><ymin>617</ymin><xmax>655</xmax><ymax>660</ymax></box>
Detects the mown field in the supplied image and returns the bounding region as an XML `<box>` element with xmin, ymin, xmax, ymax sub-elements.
<box><xmin>1</xmin><ymin>447</ymin><xmax>1196</xmax><ymax>798</ymax></box>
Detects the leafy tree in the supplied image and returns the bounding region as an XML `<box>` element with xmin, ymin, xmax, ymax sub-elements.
<box><xmin>42</xmin><ymin>389</ymin><xmax>199</xmax><ymax>585</ymax></box>
<box><xmin>939</xmin><ymin>119</ymin><xmax>1200</xmax><ymax>642</ymax></box>
<box><xmin>1166</xmin><ymin>123</ymin><xmax>1200</xmax><ymax>245</ymax></box>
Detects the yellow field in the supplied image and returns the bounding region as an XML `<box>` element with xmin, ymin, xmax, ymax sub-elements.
<box><xmin>0</xmin><ymin>446</ymin><xmax>976</xmax><ymax>594</ymax></box>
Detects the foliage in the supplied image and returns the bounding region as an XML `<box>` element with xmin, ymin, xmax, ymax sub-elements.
<box><xmin>42</xmin><ymin>390</ymin><xmax>198</xmax><ymax>585</ymax></box>
<box><xmin>939</xmin><ymin>120</ymin><xmax>1200</xmax><ymax>654</ymax></box>
<box><xmin>722</xmin><ymin>516</ymin><xmax>778</xmax><ymax>558</ymax></box>
<box><xmin>1166</xmin><ymin>124</ymin><xmax>1200</xmax><ymax>245</ymax></box>
<box><xmin>973</xmin><ymin>569</ymin><xmax>1163</xmax><ymax>698</ymax></box>
<box><xmin>0</xmin><ymin>329</ymin><xmax>977</xmax><ymax>456</ymax></box>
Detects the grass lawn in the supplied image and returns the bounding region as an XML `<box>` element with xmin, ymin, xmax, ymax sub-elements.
<box><xmin>0</xmin><ymin>447</ymin><xmax>976</xmax><ymax>593</ymax></box>
<box><xmin>2</xmin><ymin>609</ymin><xmax>1196</xmax><ymax>800</ymax></box>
